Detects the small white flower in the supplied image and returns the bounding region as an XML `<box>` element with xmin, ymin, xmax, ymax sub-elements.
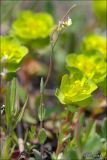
<box><xmin>58</xmin><ymin>17</ymin><xmax>72</xmax><ymax>31</ymax></box>
<box><xmin>66</xmin><ymin>17</ymin><xmax>72</xmax><ymax>26</ymax></box>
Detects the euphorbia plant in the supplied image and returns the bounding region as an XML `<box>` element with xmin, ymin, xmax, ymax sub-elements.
<box><xmin>0</xmin><ymin>35</ymin><xmax>28</xmax><ymax>159</ymax></box>
<box><xmin>54</xmin><ymin>33</ymin><xmax>106</xmax><ymax>159</ymax></box>
<box><xmin>66</xmin><ymin>53</ymin><xmax>106</xmax><ymax>84</ymax></box>
<box><xmin>56</xmin><ymin>67</ymin><xmax>97</xmax><ymax>105</ymax></box>
<box><xmin>82</xmin><ymin>34</ymin><xmax>106</xmax><ymax>59</ymax></box>
<box><xmin>11</xmin><ymin>11</ymin><xmax>54</xmax><ymax>39</ymax></box>
<box><xmin>0</xmin><ymin>36</ymin><xmax>28</xmax><ymax>75</ymax></box>
<box><xmin>10</xmin><ymin>11</ymin><xmax>54</xmax><ymax>49</ymax></box>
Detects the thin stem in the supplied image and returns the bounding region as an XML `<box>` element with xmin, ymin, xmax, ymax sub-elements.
<box><xmin>44</xmin><ymin>52</ymin><xmax>52</xmax><ymax>87</ymax></box>
<box><xmin>44</xmin><ymin>30</ymin><xmax>61</xmax><ymax>87</ymax></box>
<box><xmin>44</xmin><ymin>4</ymin><xmax>76</xmax><ymax>87</ymax></box>
<box><xmin>61</xmin><ymin>4</ymin><xmax>76</xmax><ymax>22</ymax></box>
<box><xmin>56</xmin><ymin>143</ymin><xmax>63</xmax><ymax>156</ymax></box>
<box><xmin>74</xmin><ymin>108</ymin><xmax>83</xmax><ymax>158</ymax></box>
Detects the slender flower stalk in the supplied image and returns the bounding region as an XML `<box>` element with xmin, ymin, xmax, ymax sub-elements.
<box><xmin>44</xmin><ymin>4</ymin><xmax>76</xmax><ymax>87</ymax></box>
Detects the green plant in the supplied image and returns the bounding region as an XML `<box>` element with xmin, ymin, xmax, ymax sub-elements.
<box><xmin>82</xmin><ymin>34</ymin><xmax>106</xmax><ymax>59</ymax></box>
<box><xmin>10</xmin><ymin>11</ymin><xmax>54</xmax><ymax>49</ymax></box>
<box><xmin>56</xmin><ymin>67</ymin><xmax>97</xmax><ymax>105</ymax></box>
<box><xmin>0</xmin><ymin>36</ymin><xmax>28</xmax><ymax>72</ymax></box>
<box><xmin>66</xmin><ymin>53</ymin><xmax>106</xmax><ymax>84</ymax></box>
<box><xmin>0</xmin><ymin>78</ymin><xmax>28</xmax><ymax>159</ymax></box>
<box><xmin>55</xmin><ymin>33</ymin><xmax>106</xmax><ymax>159</ymax></box>
<box><xmin>0</xmin><ymin>3</ymin><xmax>106</xmax><ymax>160</ymax></box>
<box><xmin>11</xmin><ymin>11</ymin><xmax>54</xmax><ymax>40</ymax></box>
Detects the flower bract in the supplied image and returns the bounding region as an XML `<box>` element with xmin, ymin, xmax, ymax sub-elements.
<box><xmin>56</xmin><ymin>67</ymin><xmax>97</xmax><ymax>105</ymax></box>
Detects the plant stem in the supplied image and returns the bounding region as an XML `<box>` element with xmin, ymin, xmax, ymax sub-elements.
<box><xmin>74</xmin><ymin>108</ymin><xmax>83</xmax><ymax>158</ymax></box>
<box><xmin>44</xmin><ymin>4</ymin><xmax>76</xmax><ymax>87</ymax></box>
<box><xmin>44</xmin><ymin>26</ymin><xmax>61</xmax><ymax>87</ymax></box>
<box><xmin>56</xmin><ymin>143</ymin><xmax>63</xmax><ymax>156</ymax></box>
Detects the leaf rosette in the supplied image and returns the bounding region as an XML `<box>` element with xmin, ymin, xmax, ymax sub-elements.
<box><xmin>0</xmin><ymin>36</ymin><xmax>28</xmax><ymax>72</ymax></box>
<box><xmin>66</xmin><ymin>53</ymin><xmax>106</xmax><ymax>84</ymax></box>
<box><xmin>56</xmin><ymin>67</ymin><xmax>97</xmax><ymax>105</ymax></box>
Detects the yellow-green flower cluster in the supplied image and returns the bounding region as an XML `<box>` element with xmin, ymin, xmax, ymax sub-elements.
<box><xmin>56</xmin><ymin>68</ymin><xmax>97</xmax><ymax>104</ymax></box>
<box><xmin>11</xmin><ymin>11</ymin><xmax>54</xmax><ymax>40</ymax></box>
<box><xmin>0</xmin><ymin>36</ymin><xmax>28</xmax><ymax>71</ymax></box>
<box><xmin>82</xmin><ymin>35</ymin><xmax>106</xmax><ymax>59</ymax></box>
<box><xmin>66</xmin><ymin>53</ymin><xmax>106</xmax><ymax>84</ymax></box>
<box><xmin>56</xmin><ymin>34</ymin><xmax>106</xmax><ymax>105</ymax></box>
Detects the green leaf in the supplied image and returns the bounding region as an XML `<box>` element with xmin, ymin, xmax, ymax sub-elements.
<box><xmin>83</xmin><ymin>133</ymin><xmax>103</xmax><ymax>153</ymax></box>
<box><xmin>40</xmin><ymin>77</ymin><xmax>44</xmax><ymax>94</ymax></box>
<box><xmin>1</xmin><ymin>136</ymin><xmax>12</xmax><ymax>159</ymax></box>
<box><xmin>102</xmin><ymin>118</ymin><xmax>107</xmax><ymax>140</ymax></box>
<box><xmin>14</xmin><ymin>97</ymin><xmax>28</xmax><ymax>128</ymax></box>
<box><xmin>38</xmin><ymin>128</ymin><xmax>47</xmax><ymax>144</ymax></box>
<box><xmin>66</xmin><ymin>66</ymin><xmax>83</xmax><ymax>80</ymax></box>
<box><xmin>22</xmin><ymin>111</ymin><xmax>36</xmax><ymax>124</ymax></box>
<box><xmin>33</xmin><ymin>149</ymin><xmax>41</xmax><ymax>160</ymax></box>
<box><xmin>29</xmin><ymin>126</ymin><xmax>36</xmax><ymax>142</ymax></box>
<box><xmin>98</xmin><ymin>77</ymin><xmax>107</xmax><ymax>96</ymax></box>
<box><xmin>38</xmin><ymin>105</ymin><xmax>46</xmax><ymax>122</ymax></box>
<box><xmin>5</xmin><ymin>82</ymin><xmax>12</xmax><ymax>127</ymax></box>
<box><xmin>83</xmin><ymin>118</ymin><xmax>94</xmax><ymax>143</ymax></box>
<box><xmin>83</xmin><ymin>123</ymin><xmax>103</xmax><ymax>153</ymax></box>
<box><xmin>10</xmin><ymin>78</ymin><xmax>16</xmax><ymax>113</ymax></box>
<box><xmin>73</xmin><ymin>96</ymin><xmax>93</xmax><ymax>107</ymax></box>
<box><xmin>18</xmin><ymin>86</ymin><xmax>27</xmax><ymax>103</ymax></box>
<box><xmin>66</xmin><ymin>149</ymin><xmax>78</xmax><ymax>160</ymax></box>
<box><xmin>38</xmin><ymin>77</ymin><xmax>45</xmax><ymax>121</ymax></box>
<box><xmin>11</xmin><ymin>131</ymin><xmax>18</xmax><ymax>144</ymax></box>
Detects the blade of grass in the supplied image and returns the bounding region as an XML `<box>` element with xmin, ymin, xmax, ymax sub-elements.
<box><xmin>83</xmin><ymin>118</ymin><xmax>94</xmax><ymax>143</ymax></box>
<box><xmin>14</xmin><ymin>97</ymin><xmax>28</xmax><ymax>129</ymax></box>
<box><xmin>5</xmin><ymin>82</ymin><xmax>12</xmax><ymax>127</ymax></box>
<box><xmin>10</xmin><ymin>78</ymin><xmax>16</xmax><ymax>113</ymax></box>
